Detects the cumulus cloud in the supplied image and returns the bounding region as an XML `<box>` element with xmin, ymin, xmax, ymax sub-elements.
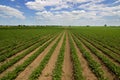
<box><xmin>25</xmin><ymin>0</ymin><xmax>63</xmax><ymax>10</ymax></box>
<box><xmin>36</xmin><ymin>11</ymin><xmax>82</xmax><ymax>20</ymax></box>
<box><xmin>0</xmin><ymin>5</ymin><xmax>25</xmax><ymax>19</ymax></box>
<box><xmin>35</xmin><ymin>10</ymin><xmax>107</xmax><ymax>25</ymax></box>
<box><xmin>51</xmin><ymin>4</ymin><xmax>69</xmax><ymax>11</ymax></box>
<box><xmin>114</xmin><ymin>0</ymin><xmax>120</xmax><ymax>4</ymax></box>
<box><xmin>35</xmin><ymin>10</ymin><xmax>101</xmax><ymax>24</ymax></box>
<box><xmin>65</xmin><ymin>0</ymin><xmax>104</xmax><ymax>3</ymax></box>
<box><xmin>25</xmin><ymin>0</ymin><xmax>120</xmax><ymax>25</ymax></box>
<box><xmin>79</xmin><ymin>2</ymin><xmax>120</xmax><ymax>17</ymax></box>
<box><xmin>25</xmin><ymin>0</ymin><xmax>105</xmax><ymax>11</ymax></box>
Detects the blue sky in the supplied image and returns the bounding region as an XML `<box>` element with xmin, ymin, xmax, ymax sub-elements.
<box><xmin>0</xmin><ymin>0</ymin><xmax>120</xmax><ymax>26</ymax></box>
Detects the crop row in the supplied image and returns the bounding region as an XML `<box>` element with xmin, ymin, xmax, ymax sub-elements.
<box><xmin>0</xmin><ymin>28</ymin><xmax>62</xmax><ymax>51</ymax></box>
<box><xmin>0</xmin><ymin>29</ymin><xmax>47</xmax><ymax>52</ymax></box>
<box><xmin>52</xmin><ymin>34</ymin><xmax>66</xmax><ymax>80</ymax></box>
<box><xmin>0</xmin><ymin>33</ymin><xmax>59</xmax><ymax>80</ymax></box>
<box><xmin>0</xmin><ymin>28</ymin><xmax>62</xmax><ymax>56</ymax></box>
<box><xmin>68</xmin><ymin>34</ymin><xmax>85</xmax><ymax>80</ymax></box>
<box><xmin>71</xmin><ymin>27</ymin><xmax>120</xmax><ymax>50</ymax></box>
<box><xmin>0</xmin><ymin>33</ymin><xmax>58</xmax><ymax>74</ymax></box>
<box><xmin>74</xmin><ymin>28</ymin><xmax>120</xmax><ymax>54</ymax></box>
<box><xmin>0</xmin><ymin>33</ymin><xmax>51</xmax><ymax>55</ymax></box>
<box><xmin>72</xmin><ymin>34</ymin><xmax>107</xmax><ymax>80</ymax></box>
<box><xmin>79</xmin><ymin>34</ymin><xmax>120</xmax><ymax>55</ymax></box>
<box><xmin>74</xmin><ymin>33</ymin><xmax>120</xmax><ymax>79</ymax></box>
<box><xmin>0</xmin><ymin>33</ymin><xmax>56</xmax><ymax>62</ymax></box>
<box><xmin>74</xmin><ymin>33</ymin><xmax>120</xmax><ymax>63</ymax></box>
<box><xmin>29</xmin><ymin>33</ymin><xmax>63</xmax><ymax>80</ymax></box>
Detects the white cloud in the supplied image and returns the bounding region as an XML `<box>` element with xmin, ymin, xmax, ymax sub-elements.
<box><xmin>35</xmin><ymin>6</ymin><xmax>120</xmax><ymax>25</ymax></box>
<box><xmin>114</xmin><ymin>0</ymin><xmax>120</xmax><ymax>4</ymax></box>
<box><xmin>25</xmin><ymin>0</ymin><xmax>63</xmax><ymax>10</ymax></box>
<box><xmin>79</xmin><ymin>1</ymin><xmax>120</xmax><ymax>17</ymax></box>
<box><xmin>0</xmin><ymin>5</ymin><xmax>25</xmax><ymax>19</ymax></box>
<box><xmin>51</xmin><ymin>4</ymin><xmax>69</xmax><ymax>10</ymax></box>
<box><xmin>35</xmin><ymin>10</ymin><xmax>101</xmax><ymax>23</ymax></box>
<box><xmin>25</xmin><ymin>0</ymin><xmax>105</xmax><ymax>11</ymax></box>
<box><xmin>65</xmin><ymin>0</ymin><xmax>104</xmax><ymax>3</ymax></box>
<box><xmin>25</xmin><ymin>0</ymin><xmax>120</xmax><ymax>25</ymax></box>
<box><xmin>35</xmin><ymin>10</ymin><xmax>108</xmax><ymax>25</ymax></box>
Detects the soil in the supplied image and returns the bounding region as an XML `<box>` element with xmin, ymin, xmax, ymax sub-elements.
<box><xmin>0</xmin><ymin>35</ymin><xmax>48</xmax><ymax>66</ymax></box>
<box><xmin>0</xmin><ymin>45</ymin><xmax>31</xmax><ymax>66</ymax></box>
<box><xmin>82</xmin><ymin>38</ymin><xmax>120</xmax><ymax>66</ymax></box>
<box><xmin>1</xmin><ymin>31</ymin><xmax>118</xmax><ymax>80</ymax></box>
<box><xmin>61</xmin><ymin>32</ymin><xmax>73</xmax><ymax>80</ymax></box>
<box><xmin>38</xmin><ymin>33</ymin><xmax>65</xmax><ymax>80</ymax></box>
<box><xmin>71</xmin><ymin>35</ymin><xmax>98</xmax><ymax>80</ymax></box>
<box><xmin>0</xmin><ymin>45</ymin><xmax>40</xmax><ymax>78</ymax></box>
<box><xmin>0</xmin><ymin>35</ymin><xmax>55</xmax><ymax>78</ymax></box>
<box><xmin>78</xmin><ymin>36</ymin><xmax>116</xmax><ymax>80</ymax></box>
<box><xmin>15</xmin><ymin>33</ymin><xmax>62</xmax><ymax>80</ymax></box>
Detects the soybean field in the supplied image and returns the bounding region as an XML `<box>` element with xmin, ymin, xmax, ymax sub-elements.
<box><xmin>0</xmin><ymin>26</ymin><xmax>120</xmax><ymax>80</ymax></box>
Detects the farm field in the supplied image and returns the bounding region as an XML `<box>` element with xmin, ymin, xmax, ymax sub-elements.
<box><xmin>0</xmin><ymin>26</ymin><xmax>120</xmax><ymax>80</ymax></box>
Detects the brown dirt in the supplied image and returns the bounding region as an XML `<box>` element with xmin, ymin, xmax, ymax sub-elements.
<box><xmin>15</xmin><ymin>33</ymin><xmax>62</xmax><ymax>80</ymax></box>
<box><xmin>61</xmin><ymin>32</ymin><xmax>73</xmax><ymax>80</ymax></box>
<box><xmin>71</xmin><ymin>35</ymin><xmax>98</xmax><ymax>80</ymax></box>
<box><xmin>0</xmin><ymin>35</ymin><xmax>55</xmax><ymax>78</ymax></box>
<box><xmin>38</xmin><ymin>32</ymin><xmax>65</xmax><ymax>80</ymax></box>
<box><xmin>0</xmin><ymin>47</ymin><xmax>40</xmax><ymax>78</ymax></box>
<box><xmin>0</xmin><ymin>46</ymin><xmax>30</xmax><ymax>66</ymax></box>
<box><xmin>0</xmin><ymin>35</ymin><xmax>48</xmax><ymax>66</ymax></box>
<box><xmin>78</xmin><ymin>36</ymin><xmax>116</xmax><ymax>80</ymax></box>
<box><xmin>82</xmin><ymin>38</ymin><xmax>120</xmax><ymax>66</ymax></box>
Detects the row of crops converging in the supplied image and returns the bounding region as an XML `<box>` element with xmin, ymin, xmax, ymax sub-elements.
<box><xmin>0</xmin><ymin>27</ymin><xmax>120</xmax><ymax>80</ymax></box>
